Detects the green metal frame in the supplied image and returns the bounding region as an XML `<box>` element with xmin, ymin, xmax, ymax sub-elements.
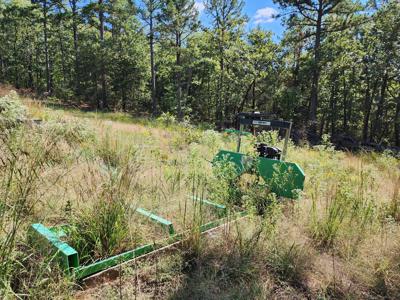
<box><xmin>190</xmin><ymin>195</ymin><xmax>227</xmax><ymax>217</ymax></box>
<box><xmin>135</xmin><ymin>207</ymin><xmax>176</xmax><ymax>235</ymax></box>
<box><xmin>28</xmin><ymin>224</ymin><xmax>79</xmax><ymax>272</ymax></box>
<box><xmin>214</xmin><ymin>150</ymin><xmax>305</xmax><ymax>199</ymax></box>
<box><xmin>214</xmin><ymin>113</ymin><xmax>305</xmax><ymax>199</ymax></box>
<box><xmin>29</xmin><ymin>199</ymin><xmax>247</xmax><ymax>280</ymax></box>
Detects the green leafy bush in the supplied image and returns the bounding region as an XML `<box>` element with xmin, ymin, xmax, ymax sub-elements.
<box><xmin>157</xmin><ymin>112</ymin><xmax>176</xmax><ymax>126</ymax></box>
<box><xmin>0</xmin><ymin>91</ymin><xmax>26</xmax><ymax>130</ymax></box>
<box><xmin>41</xmin><ymin>119</ymin><xmax>95</xmax><ymax>146</ymax></box>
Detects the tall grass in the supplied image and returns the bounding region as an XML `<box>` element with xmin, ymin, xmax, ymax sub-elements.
<box><xmin>69</xmin><ymin>134</ymin><xmax>142</xmax><ymax>263</ymax></box>
<box><xmin>0</xmin><ymin>92</ymin><xmax>77</xmax><ymax>296</ymax></box>
<box><xmin>2</xmin><ymin>89</ymin><xmax>400</xmax><ymax>298</ymax></box>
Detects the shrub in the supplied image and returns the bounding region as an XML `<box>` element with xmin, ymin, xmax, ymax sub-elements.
<box><xmin>256</xmin><ymin>130</ymin><xmax>280</xmax><ymax>146</ymax></box>
<box><xmin>41</xmin><ymin>119</ymin><xmax>95</xmax><ymax>146</ymax></box>
<box><xmin>157</xmin><ymin>112</ymin><xmax>176</xmax><ymax>126</ymax></box>
<box><xmin>200</xmin><ymin>129</ymin><xmax>221</xmax><ymax>149</ymax></box>
<box><xmin>0</xmin><ymin>91</ymin><xmax>26</xmax><ymax>130</ymax></box>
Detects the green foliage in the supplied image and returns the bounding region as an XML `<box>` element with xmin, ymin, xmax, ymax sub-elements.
<box><xmin>41</xmin><ymin>119</ymin><xmax>95</xmax><ymax>146</ymax></box>
<box><xmin>0</xmin><ymin>91</ymin><xmax>26</xmax><ymax>130</ymax></box>
<box><xmin>256</xmin><ymin>130</ymin><xmax>280</xmax><ymax>146</ymax></box>
<box><xmin>69</xmin><ymin>196</ymin><xmax>130</xmax><ymax>263</ymax></box>
<box><xmin>157</xmin><ymin>112</ymin><xmax>177</xmax><ymax>126</ymax></box>
<box><xmin>210</xmin><ymin>158</ymin><xmax>242</xmax><ymax>206</ymax></box>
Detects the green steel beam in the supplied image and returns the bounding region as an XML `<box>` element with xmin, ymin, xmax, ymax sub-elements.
<box><xmin>74</xmin><ymin>210</ymin><xmax>248</xmax><ymax>279</ymax></box>
<box><xmin>29</xmin><ymin>213</ymin><xmax>248</xmax><ymax>279</ymax></box>
<box><xmin>74</xmin><ymin>244</ymin><xmax>155</xmax><ymax>279</ymax></box>
<box><xmin>135</xmin><ymin>207</ymin><xmax>175</xmax><ymax>235</ymax></box>
<box><xmin>190</xmin><ymin>196</ymin><xmax>227</xmax><ymax>217</ymax></box>
<box><xmin>49</xmin><ymin>224</ymin><xmax>70</xmax><ymax>239</ymax></box>
<box><xmin>29</xmin><ymin>223</ymin><xmax>79</xmax><ymax>272</ymax></box>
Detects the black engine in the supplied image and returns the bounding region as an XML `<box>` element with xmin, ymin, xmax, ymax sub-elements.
<box><xmin>256</xmin><ymin>143</ymin><xmax>282</xmax><ymax>160</ymax></box>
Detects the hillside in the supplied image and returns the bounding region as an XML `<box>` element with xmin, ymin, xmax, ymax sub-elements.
<box><xmin>1</xmin><ymin>88</ymin><xmax>400</xmax><ymax>299</ymax></box>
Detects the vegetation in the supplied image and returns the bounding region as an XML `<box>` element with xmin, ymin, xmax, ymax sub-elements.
<box><xmin>0</xmin><ymin>86</ymin><xmax>399</xmax><ymax>298</ymax></box>
<box><xmin>0</xmin><ymin>0</ymin><xmax>399</xmax><ymax>145</ymax></box>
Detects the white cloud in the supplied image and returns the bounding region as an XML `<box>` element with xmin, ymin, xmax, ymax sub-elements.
<box><xmin>194</xmin><ymin>1</ymin><xmax>205</xmax><ymax>13</ymax></box>
<box><xmin>254</xmin><ymin>7</ymin><xmax>278</xmax><ymax>24</ymax></box>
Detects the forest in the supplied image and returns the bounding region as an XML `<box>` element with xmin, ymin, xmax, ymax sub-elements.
<box><xmin>1</xmin><ymin>1</ymin><xmax>400</xmax><ymax>298</ymax></box>
<box><xmin>0</xmin><ymin>0</ymin><xmax>398</xmax><ymax>145</ymax></box>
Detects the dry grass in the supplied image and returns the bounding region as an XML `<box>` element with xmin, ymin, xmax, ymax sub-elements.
<box><xmin>1</xmin><ymin>87</ymin><xmax>400</xmax><ymax>299</ymax></box>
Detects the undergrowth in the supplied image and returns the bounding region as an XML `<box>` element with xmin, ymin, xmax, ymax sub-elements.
<box><xmin>1</xmin><ymin>90</ymin><xmax>400</xmax><ymax>299</ymax></box>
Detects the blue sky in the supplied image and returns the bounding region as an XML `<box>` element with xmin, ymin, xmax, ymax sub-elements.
<box><xmin>195</xmin><ymin>0</ymin><xmax>285</xmax><ymax>40</ymax></box>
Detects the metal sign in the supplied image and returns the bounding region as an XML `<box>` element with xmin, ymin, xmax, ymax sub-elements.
<box><xmin>253</xmin><ymin>120</ymin><xmax>271</xmax><ymax>126</ymax></box>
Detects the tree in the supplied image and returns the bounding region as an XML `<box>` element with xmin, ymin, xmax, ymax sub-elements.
<box><xmin>139</xmin><ymin>0</ymin><xmax>162</xmax><ymax>116</ymax></box>
<box><xmin>159</xmin><ymin>0</ymin><xmax>199</xmax><ymax>120</ymax></box>
<box><xmin>68</xmin><ymin>0</ymin><xmax>81</xmax><ymax>94</ymax></box>
<box><xmin>274</xmin><ymin>0</ymin><xmax>362</xmax><ymax>136</ymax></box>
<box><xmin>204</xmin><ymin>0</ymin><xmax>246</xmax><ymax>127</ymax></box>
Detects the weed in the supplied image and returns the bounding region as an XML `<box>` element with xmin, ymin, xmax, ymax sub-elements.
<box><xmin>265</xmin><ymin>239</ymin><xmax>310</xmax><ymax>285</ymax></box>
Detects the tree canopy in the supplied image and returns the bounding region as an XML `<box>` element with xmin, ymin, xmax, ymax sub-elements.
<box><xmin>0</xmin><ymin>0</ymin><xmax>399</xmax><ymax>145</ymax></box>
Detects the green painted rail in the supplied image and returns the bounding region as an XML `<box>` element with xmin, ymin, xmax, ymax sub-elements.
<box><xmin>74</xmin><ymin>210</ymin><xmax>248</xmax><ymax>279</ymax></box>
<box><xmin>135</xmin><ymin>207</ymin><xmax>175</xmax><ymax>235</ymax></box>
<box><xmin>190</xmin><ymin>195</ymin><xmax>227</xmax><ymax>218</ymax></box>
<box><xmin>29</xmin><ymin>223</ymin><xmax>79</xmax><ymax>272</ymax></box>
<box><xmin>29</xmin><ymin>212</ymin><xmax>248</xmax><ymax>280</ymax></box>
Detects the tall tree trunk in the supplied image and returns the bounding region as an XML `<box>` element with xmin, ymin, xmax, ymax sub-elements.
<box><xmin>363</xmin><ymin>75</ymin><xmax>378</xmax><ymax>142</ymax></box>
<box><xmin>395</xmin><ymin>91</ymin><xmax>400</xmax><ymax>146</ymax></box>
<box><xmin>70</xmin><ymin>0</ymin><xmax>80</xmax><ymax>94</ymax></box>
<box><xmin>121</xmin><ymin>87</ymin><xmax>126</xmax><ymax>111</ymax></box>
<box><xmin>215</xmin><ymin>55</ymin><xmax>224</xmax><ymax>128</ymax></box>
<box><xmin>252</xmin><ymin>80</ymin><xmax>256</xmax><ymax>111</ymax></box>
<box><xmin>329</xmin><ymin>80</ymin><xmax>337</xmax><ymax>136</ymax></box>
<box><xmin>176</xmin><ymin>32</ymin><xmax>182</xmax><ymax>121</ymax></box>
<box><xmin>308</xmin><ymin>0</ymin><xmax>323</xmax><ymax>136</ymax></box>
<box><xmin>0</xmin><ymin>54</ymin><xmax>4</xmax><ymax>82</ymax></box>
<box><xmin>43</xmin><ymin>1</ymin><xmax>51</xmax><ymax>94</ymax></box>
<box><xmin>215</xmin><ymin>28</ymin><xmax>225</xmax><ymax>128</ymax></box>
<box><xmin>149</xmin><ymin>10</ymin><xmax>157</xmax><ymax>116</ymax></box>
<box><xmin>99</xmin><ymin>0</ymin><xmax>107</xmax><ymax>109</ymax></box>
<box><xmin>28</xmin><ymin>54</ymin><xmax>34</xmax><ymax>88</ymax></box>
<box><xmin>319</xmin><ymin>111</ymin><xmax>325</xmax><ymax>137</ymax></box>
<box><xmin>371</xmin><ymin>71</ymin><xmax>388</xmax><ymax>142</ymax></box>
<box><xmin>238</xmin><ymin>81</ymin><xmax>253</xmax><ymax>113</ymax></box>
<box><xmin>342</xmin><ymin>72</ymin><xmax>349</xmax><ymax>133</ymax></box>
<box><xmin>59</xmin><ymin>28</ymin><xmax>67</xmax><ymax>86</ymax></box>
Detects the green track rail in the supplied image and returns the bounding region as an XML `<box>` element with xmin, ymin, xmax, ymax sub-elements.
<box><xmin>135</xmin><ymin>207</ymin><xmax>175</xmax><ymax>235</ymax></box>
<box><xmin>30</xmin><ymin>201</ymin><xmax>247</xmax><ymax>280</ymax></box>
<box><xmin>190</xmin><ymin>195</ymin><xmax>227</xmax><ymax>217</ymax></box>
<box><xmin>29</xmin><ymin>224</ymin><xmax>79</xmax><ymax>272</ymax></box>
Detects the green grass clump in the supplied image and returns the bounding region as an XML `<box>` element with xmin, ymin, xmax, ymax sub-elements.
<box><xmin>69</xmin><ymin>197</ymin><xmax>131</xmax><ymax>263</ymax></box>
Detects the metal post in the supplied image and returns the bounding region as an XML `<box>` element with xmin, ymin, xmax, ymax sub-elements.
<box><xmin>281</xmin><ymin>121</ymin><xmax>292</xmax><ymax>161</ymax></box>
<box><xmin>237</xmin><ymin>124</ymin><xmax>243</xmax><ymax>152</ymax></box>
